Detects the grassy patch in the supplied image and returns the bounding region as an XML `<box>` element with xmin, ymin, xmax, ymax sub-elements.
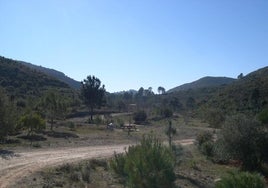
<box><xmin>175</xmin><ymin>144</ymin><xmax>236</xmax><ymax>188</ymax></box>
<box><xmin>23</xmin><ymin>159</ymin><xmax>123</xmax><ymax>188</ymax></box>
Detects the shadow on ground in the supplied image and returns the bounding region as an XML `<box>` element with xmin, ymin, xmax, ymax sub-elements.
<box><xmin>18</xmin><ymin>134</ymin><xmax>47</xmax><ymax>141</ymax></box>
<box><xmin>43</xmin><ymin>131</ymin><xmax>79</xmax><ymax>138</ymax></box>
<box><xmin>0</xmin><ymin>149</ymin><xmax>19</xmax><ymax>159</ymax></box>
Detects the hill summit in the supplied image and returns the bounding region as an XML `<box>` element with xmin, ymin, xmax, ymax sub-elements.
<box><xmin>168</xmin><ymin>76</ymin><xmax>236</xmax><ymax>93</ymax></box>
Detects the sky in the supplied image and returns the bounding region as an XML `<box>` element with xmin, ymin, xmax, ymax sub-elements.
<box><xmin>0</xmin><ymin>0</ymin><xmax>267</xmax><ymax>93</ymax></box>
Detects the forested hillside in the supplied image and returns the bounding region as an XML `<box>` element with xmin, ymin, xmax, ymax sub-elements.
<box><xmin>206</xmin><ymin>66</ymin><xmax>268</xmax><ymax>114</ymax></box>
<box><xmin>20</xmin><ymin>61</ymin><xmax>81</xmax><ymax>89</ymax></box>
<box><xmin>0</xmin><ymin>56</ymin><xmax>73</xmax><ymax>98</ymax></box>
<box><xmin>168</xmin><ymin>76</ymin><xmax>235</xmax><ymax>93</ymax></box>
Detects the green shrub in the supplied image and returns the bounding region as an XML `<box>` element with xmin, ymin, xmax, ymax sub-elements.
<box><xmin>70</xmin><ymin>171</ymin><xmax>80</xmax><ymax>182</ymax></box>
<box><xmin>116</xmin><ymin>118</ymin><xmax>125</xmax><ymax>128</ymax></box>
<box><xmin>200</xmin><ymin>141</ymin><xmax>214</xmax><ymax>157</ymax></box>
<box><xmin>17</xmin><ymin>113</ymin><xmax>46</xmax><ymax>136</ymax></box>
<box><xmin>110</xmin><ymin>152</ymin><xmax>127</xmax><ymax>178</ymax></box>
<box><xmin>258</xmin><ymin>108</ymin><xmax>268</xmax><ymax>124</ymax></box>
<box><xmin>67</xmin><ymin>121</ymin><xmax>76</xmax><ymax>130</ymax></box>
<box><xmin>0</xmin><ymin>90</ymin><xmax>16</xmax><ymax>141</ymax></box>
<box><xmin>81</xmin><ymin>165</ymin><xmax>91</xmax><ymax>183</ymax></box>
<box><xmin>133</xmin><ymin>110</ymin><xmax>147</xmax><ymax>124</ymax></box>
<box><xmin>196</xmin><ymin>131</ymin><xmax>213</xmax><ymax>147</ymax></box>
<box><xmin>212</xmin><ymin>138</ymin><xmax>231</xmax><ymax>164</ymax></box>
<box><xmin>90</xmin><ymin>159</ymin><xmax>108</xmax><ymax>170</ymax></box>
<box><xmin>196</xmin><ymin>131</ymin><xmax>215</xmax><ymax>157</ymax></box>
<box><xmin>171</xmin><ymin>144</ymin><xmax>183</xmax><ymax>165</ymax></box>
<box><xmin>93</xmin><ymin>115</ymin><xmax>103</xmax><ymax>125</ymax></box>
<box><xmin>161</xmin><ymin>108</ymin><xmax>173</xmax><ymax>118</ymax></box>
<box><xmin>204</xmin><ymin>108</ymin><xmax>225</xmax><ymax>128</ymax></box>
<box><xmin>57</xmin><ymin>163</ymin><xmax>72</xmax><ymax>174</ymax></box>
<box><xmin>32</xmin><ymin>142</ymin><xmax>42</xmax><ymax>148</ymax></box>
<box><xmin>215</xmin><ymin>171</ymin><xmax>265</xmax><ymax>188</ymax></box>
<box><xmin>111</xmin><ymin>135</ymin><xmax>176</xmax><ymax>188</ymax></box>
<box><xmin>222</xmin><ymin>114</ymin><xmax>266</xmax><ymax>171</ymax></box>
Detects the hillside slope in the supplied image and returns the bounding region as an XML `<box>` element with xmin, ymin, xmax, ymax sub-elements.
<box><xmin>168</xmin><ymin>76</ymin><xmax>236</xmax><ymax>93</ymax></box>
<box><xmin>0</xmin><ymin>56</ymin><xmax>73</xmax><ymax>98</ymax></box>
<box><xmin>20</xmin><ymin>62</ymin><xmax>81</xmax><ymax>89</ymax></box>
<box><xmin>208</xmin><ymin>66</ymin><xmax>268</xmax><ymax>113</ymax></box>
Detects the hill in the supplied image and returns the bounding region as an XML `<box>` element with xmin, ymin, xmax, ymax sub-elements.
<box><xmin>20</xmin><ymin>62</ymin><xmax>81</xmax><ymax>89</ymax></box>
<box><xmin>0</xmin><ymin>56</ymin><xmax>73</xmax><ymax>98</ymax></box>
<box><xmin>168</xmin><ymin>76</ymin><xmax>236</xmax><ymax>93</ymax></box>
<box><xmin>207</xmin><ymin>66</ymin><xmax>268</xmax><ymax>114</ymax></box>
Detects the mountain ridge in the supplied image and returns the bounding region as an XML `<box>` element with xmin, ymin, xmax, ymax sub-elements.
<box><xmin>20</xmin><ymin>62</ymin><xmax>81</xmax><ymax>89</ymax></box>
<box><xmin>168</xmin><ymin>76</ymin><xmax>236</xmax><ymax>93</ymax></box>
<box><xmin>209</xmin><ymin>66</ymin><xmax>268</xmax><ymax>113</ymax></box>
<box><xmin>0</xmin><ymin>56</ymin><xmax>73</xmax><ymax>98</ymax></box>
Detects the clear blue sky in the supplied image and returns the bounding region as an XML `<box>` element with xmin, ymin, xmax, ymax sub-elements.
<box><xmin>0</xmin><ymin>0</ymin><xmax>267</xmax><ymax>92</ymax></box>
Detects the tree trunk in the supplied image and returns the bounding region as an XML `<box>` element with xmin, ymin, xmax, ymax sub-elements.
<box><xmin>50</xmin><ymin>118</ymin><xmax>54</xmax><ymax>131</ymax></box>
<box><xmin>90</xmin><ymin>107</ymin><xmax>94</xmax><ymax>122</ymax></box>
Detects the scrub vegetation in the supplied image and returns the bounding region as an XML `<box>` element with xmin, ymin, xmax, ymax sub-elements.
<box><xmin>1</xmin><ymin>56</ymin><xmax>268</xmax><ymax>187</ymax></box>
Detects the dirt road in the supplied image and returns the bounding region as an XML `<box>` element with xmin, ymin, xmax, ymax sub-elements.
<box><xmin>0</xmin><ymin>139</ymin><xmax>194</xmax><ymax>188</ymax></box>
<box><xmin>0</xmin><ymin>145</ymin><xmax>128</xmax><ymax>188</ymax></box>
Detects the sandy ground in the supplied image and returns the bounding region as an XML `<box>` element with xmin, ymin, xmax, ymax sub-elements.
<box><xmin>0</xmin><ymin>139</ymin><xmax>194</xmax><ymax>188</ymax></box>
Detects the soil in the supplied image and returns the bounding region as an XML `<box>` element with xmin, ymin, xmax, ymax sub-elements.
<box><xmin>0</xmin><ymin>139</ymin><xmax>194</xmax><ymax>188</ymax></box>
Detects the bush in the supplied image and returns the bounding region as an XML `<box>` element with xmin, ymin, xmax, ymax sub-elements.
<box><xmin>258</xmin><ymin>108</ymin><xmax>268</xmax><ymax>124</ymax></box>
<box><xmin>88</xmin><ymin>115</ymin><xmax>104</xmax><ymax>125</ymax></box>
<box><xmin>200</xmin><ymin>141</ymin><xmax>214</xmax><ymax>157</ymax></box>
<box><xmin>116</xmin><ymin>118</ymin><xmax>125</xmax><ymax>128</ymax></box>
<box><xmin>204</xmin><ymin>108</ymin><xmax>225</xmax><ymax>128</ymax></box>
<box><xmin>196</xmin><ymin>131</ymin><xmax>214</xmax><ymax>157</ymax></box>
<box><xmin>133</xmin><ymin>110</ymin><xmax>147</xmax><ymax>124</ymax></box>
<box><xmin>215</xmin><ymin>171</ymin><xmax>265</xmax><ymax>188</ymax></box>
<box><xmin>81</xmin><ymin>165</ymin><xmax>91</xmax><ymax>183</ymax></box>
<box><xmin>17</xmin><ymin>113</ymin><xmax>46</xmax><ymax>136</ymax></box>
<box><xmin>161</xmin><ymin>108</ymin><xmax>173</xmax><ymax>118</ymax></box>
<box><xmin>32</xmin><ymin>142</ymin><xmax>42</xmax><ymax>148</ymax></box>
<box><xmin>111</xmin><ymin>135</ymin><xmax>176</xmax><ymax>188</ymax></box>
<box><xmin>70</xmin><ymin>171</ymin><xmax>80</xmax><ymax>182</ymax></box>
<box><xmin>212</xmin><ymin>138</ymin><xmax>231</xmax><ymax>164</ymax></box>
<box><xmin>67</xmin><ymin>121</ymin><xmax>76</xmax><ymax>131</ymax></box>
<box><xmin>0</xmin><ymin>90</ymin><xmax>16</xmax><ymax>141</ymax></box>
<box><xmin>110</xmin><ymin>152</ymin><xmax>127</xmax><ymax>178</ymax></box>
<box><xmin>196</xmin><ymin>131</ymin><xmax>213</xmax><ymax>147</ymax></box>
<box><xmin>222</xmin><ymin>114</ymin><xmax>267</xmax><ymax>171</ymax></box>
<box><xmin>93</xmin><ymin>115</ymin><xmax>103</xmax><ymax>125</ymax></box>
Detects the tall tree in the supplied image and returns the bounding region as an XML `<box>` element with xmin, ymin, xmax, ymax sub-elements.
<box><xmin>158</xmin><ymin>86</ymin><xmax>166</xmax><ymax>95</ymax></box>
<box><xmin>237</xmin><ymin>73</ymin><xmax>244</xmax><ymax>79</ymax></box>
<box><xmin>81</xmin><ymin>75</ymin><xmax>105</xmax><ymax>121</ymax></box>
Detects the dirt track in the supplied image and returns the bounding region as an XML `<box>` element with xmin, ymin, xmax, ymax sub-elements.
<box><xmin>0</xmin><ymin>139</ymin><xmax>194</xmax><ymax>188</ymax></box>
<box><xmin>0</xmin><ymin>145</ymin><xmax>128</xmax><ymax>188</ymax></box>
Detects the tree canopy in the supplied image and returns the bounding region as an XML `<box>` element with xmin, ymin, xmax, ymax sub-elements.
<box><xmin>81</xmin><ymin>75</ymin><xmax>105</xmax><ymax>121</ymax></box>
